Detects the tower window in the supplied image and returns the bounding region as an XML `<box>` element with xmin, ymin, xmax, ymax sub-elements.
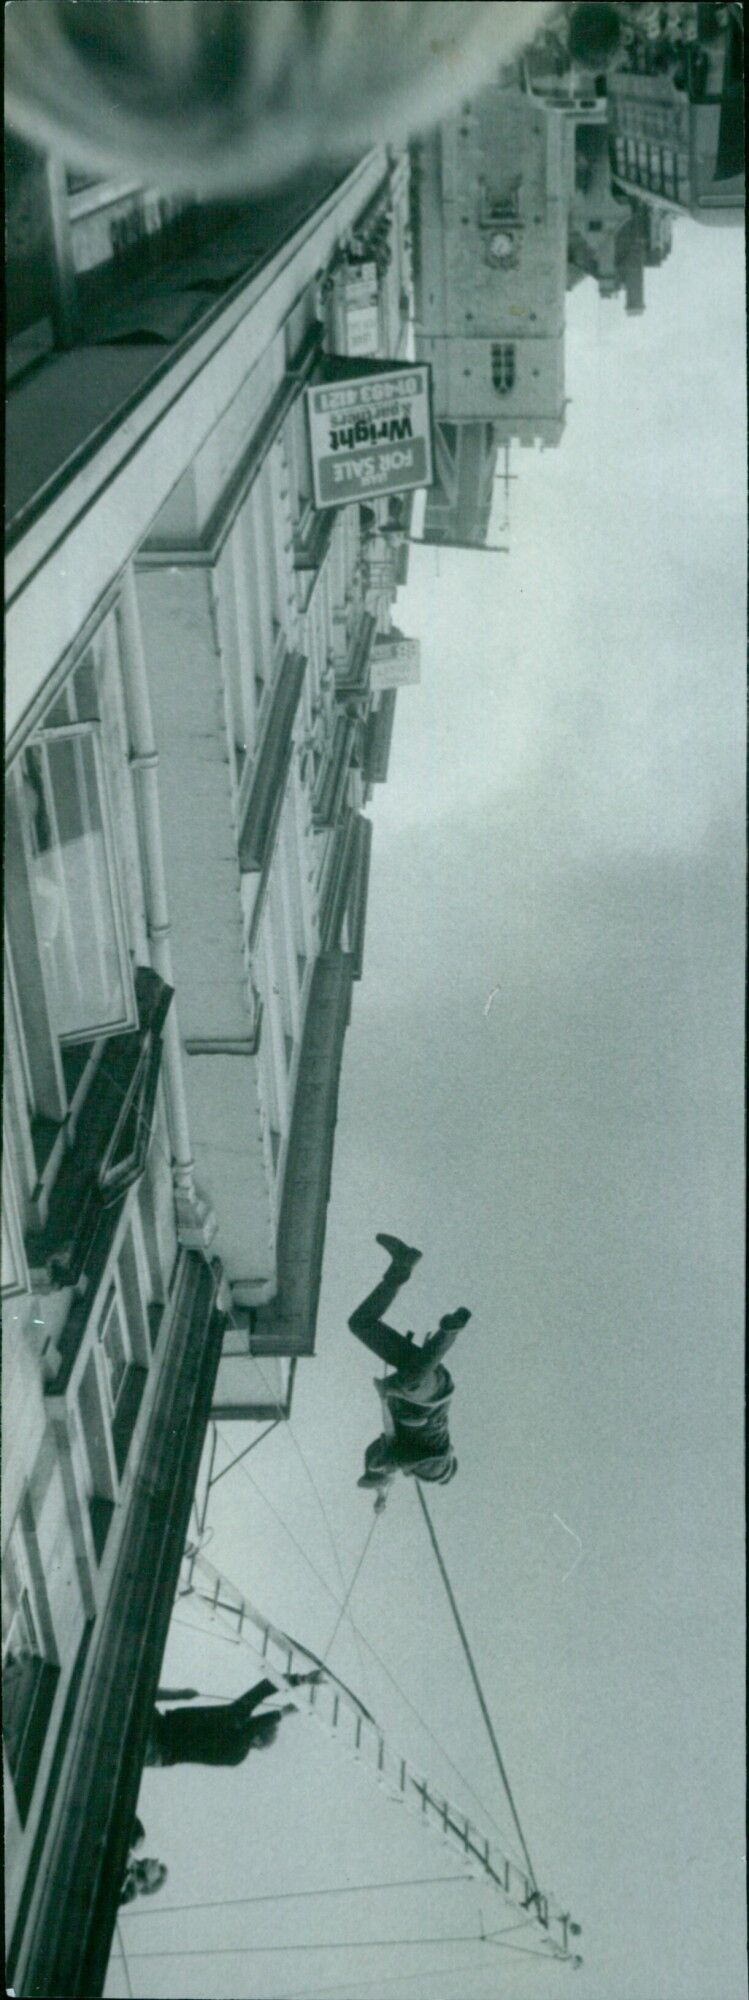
<box><xmin>491</xmin><ymin>345</ymin><xmax>516</xmax><ymax>395</ymax></box>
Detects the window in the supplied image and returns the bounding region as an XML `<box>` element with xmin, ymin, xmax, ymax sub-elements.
<box><xmin>235</xmin><ymin>485</ymin><xmax>283</xmax><ymax>721</ymax></box>
<box><xmin>15</xmin><ymin>725</ymin><xmax>136</xmax><ymax>1046</ymax></box>
<box><xmin>80</xmin><ymin>1220</ymin><xmax>151</xmax><ymax>1495</ymax></box>
<box><xmin>2</xmin><ymin>1146</ymin><xmax>29</xmax><ymax>1299</ymax></box>
<box><xmin>238</xmin><ymin>652</ymin><xmax>306</xmax><ymax>877</ymax></box>
<box><xmin>97</xmin><ymin>1224</ymin><xmax>151</xmax><ymax>1420</ymax></box>
<box><xmin>259</xmin><ymin>462</ymin><xmax>284</xmax><ymax>650</ymax></box>
<box><xmin>287</xmin><ymin>394</ymin><xmax>313</xmax><ymax>525</ymax></box>
<box><xmin>2</xmin><ymin>1513</ymin><xmax>58</xmax><ymax>1822</ymax></box>
<box><xmin>491</xmin><ymin>345</ymin><xmax>516</xmax><ymax>396</ymax></box>
<box><xmin>98</xmin><ymin>1284</ymin><xmax>130</xmax><ymax>1414</ymax></box>
<box><xmin>660</xmin><ymin>147</ymin><xmax>678</xmax><ymax>200</ymax></box>
<box><xmin>5</xmin><ymin>642</ymin><xmax>141</xmax><ymax>1240</ymax></box>
<box><xmin>482</xmin><ymin>188</ymin><xmax>520</xmax><ymax>226</ymax></box>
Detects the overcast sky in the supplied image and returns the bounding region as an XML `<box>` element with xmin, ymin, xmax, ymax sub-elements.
<box><xmin>109</xmin><ymin>215</ymin><xmax>746</xmax><ymax>2000</ymax></box>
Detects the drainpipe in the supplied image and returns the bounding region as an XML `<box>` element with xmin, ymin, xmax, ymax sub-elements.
<box><xmin>118</xmin><ymin>564</ymin><xmax>218</xmax><ymax>1257</ymax></box>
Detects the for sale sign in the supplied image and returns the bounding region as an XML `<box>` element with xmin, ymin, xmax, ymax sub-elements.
<box><xmin>306</xmin><ymin>365</ymin><xmax>434</xmax><ymax>510</ymax></box>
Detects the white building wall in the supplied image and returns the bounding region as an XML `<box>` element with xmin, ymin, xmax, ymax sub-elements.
<box><xmin>4</xmin><ymin>155</ymin><xmax>413</xmax><ymax>1928</ymax></box>
<box><xmin>2</xmin><ymin>603</ymin><xmax>187</xmax><ymax>1942</ymax></box>
<box><xmin>6</xmin><ymin>153</ymin><xmax>391</xmax><ymax>756</ymax></box>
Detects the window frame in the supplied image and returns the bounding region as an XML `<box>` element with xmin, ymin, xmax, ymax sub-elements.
<box><xmin>95</xmin><ymin>1207</ymin><xmax>153</xmax><ymax>1418</ymax></box>
<box><xmin>2</xmin><ymin>1508</ymin><xmax>59</xmax><ymax>1824</ymax></box>
<box><xmin>73</xmin><ymin>1204</ymin><xmax>153</xmax><ymax>1516</ymax></box>
<box><xmin>491</xmin><ymin>344</ymin><xmax>516</xmax><ymax>396</ymax></box>
<box><xmin>1</xmin><ymin>1141</ymin><xmax>30</xmax><ymax>1299</ymax></box>
<box><xmin>97</xmin><ymin>1277</ymin><xmax>132</xmax><ymax>1418</ymax></box>
<box><xmin>12</xmin><ymin>717</ymin><xmax>137</xmax><ymax>1049</ymax></box>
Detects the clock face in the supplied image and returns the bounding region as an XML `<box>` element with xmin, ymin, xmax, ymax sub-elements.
<box><xmin>489</xmin><ymin>231</ymin><xmax>515</xmax><ymax>263</ymax></box>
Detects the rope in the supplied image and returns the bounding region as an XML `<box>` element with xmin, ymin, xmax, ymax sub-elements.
<box><xmin>200</xmin><ymin>1452</ymin><xmax>527</xmax><ymax>1869</ymax></box>
<box><xmin>485</xmin><ymin>1937</ymin><xmax>568</xmax><ymax>1959</ymax></box>
<box><xmin>120</xmin><ymin>1924</ymin><xmax>531</xmax><ymax>1962</ymax></box>
<box><xmin>80</xmin><ymin>862</ymin><xmax>567</xmax><ymax>1977</ymax></box>
<box><xmin>278</xmin><ymin>1953</ymin><xmax>549</xmax><ymax>2000</ymax></box>
<box><xmin>209</xmin><ymin>1419</ymin><xmax>280</xmax><ymax>1488</ymax></box>
<box><xmin>118</xmin><ymin>1873</ymin><xmax>470</xmax><ymax>1919</ymax></box>
<box><xmin>322</xmin><ymin>1510</ymin><xmax>381</xmax><ymax>1662</ymax></box>
<box><xmin>218</xmin><ymin>1340</ymin><xmax>376</xmax><ymax>1707</ymax></box>
<box><xmin>415</xmin><ymin>1486</ymin><xmax>539</xmax><ymax>1894</ymax></box>
<box><xmin>170</xmin><ymin>1611</ymin><xmax>243</xmax><ymax>1651</ymax></box>
<box><xmin>91</xmin><ymin>1069</ymin><xmax>532</xmax><ymax>1880</ymax></box>
<box><xmin>219</xmin><ymin>1344</ymin><xmax>376</xmax><ymax>1704</ymax></box>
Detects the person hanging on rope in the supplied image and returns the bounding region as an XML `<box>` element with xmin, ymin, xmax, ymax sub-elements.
<box><xmin>144</xmin><ymin>1671</ymin><xmax>322</xmax><ymax>1770</ymax></box>
<box><xmin>348</xmin><ymin>1234</ymin><xmax>471</xmax><ymax>1506</ymax></box>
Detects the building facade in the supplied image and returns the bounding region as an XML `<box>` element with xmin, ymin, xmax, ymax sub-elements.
<box><xmin>607</xmin><ymin>13</ymin><xmax>744</xmax><ymax>222</ymax></box>
<box><xmin>412</xmin><ymin>86</ymin><xmax>574</xmax><ymax>440</ymax></box>
<box><xmin>3</xmin><ymin>547</ymin><xmax>227</xmax><ymax>1995</ymax></box>
<box><xmin>410</xmin><ymin>85</ymin><xmax>574</xmax><ymax>545</ymax></box>
<box><xmin>4</xmin><ymin>144</ymin><xmax>413</xmax><ymax>1996</ymax></box>
<box><xmin>569</xmin><ymin>121</ymin><xmax>641</xmax><ymax>303</ymax></box>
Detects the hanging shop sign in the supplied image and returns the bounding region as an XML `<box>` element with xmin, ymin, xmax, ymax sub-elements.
<box><xmin>345</xmin><ymin>300</ymin><xmax>381</xmax><ymax>359</ymax></box>
<box><xmin>339</xmin><ymin>264</ymin><xmax>381</xmax><ymax>358</ymax></box>
<box><xmin>306</xmin><ymin>364</ymin><xmax>434</xmax><ymax>510</ymax></box>
<box><xmin>370</xmin><ymin>636</ymin><xmax>421</xmax><ymax>689</ymax></box>
<box><xmin>322</xmin><ymin>262</ymin><xmax>380</xmax><ymax>359</ymax></box>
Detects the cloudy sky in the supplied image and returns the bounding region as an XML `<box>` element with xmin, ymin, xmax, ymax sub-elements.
<box><xmin>109</xmin><ymin>215</ymin><xmax>746</xmax><ymax>2000</ymax></box>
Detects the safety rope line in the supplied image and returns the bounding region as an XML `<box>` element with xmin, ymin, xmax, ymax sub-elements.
<box><xmin>208</xmin><ymin>1419</ymin><xmax>281</xmax><ymax>1488</ymax></box>
<box><xmin>416</xmin><ymin>1486</ymin><xmax>539</xmax><ymax>1894</ymax></box>
<box><xmin>199</xmin><ymin>1443</ymin><xmax>528</xmax><ymax>1869</ymax></box>
<box><xmin>210</xmin><ymin>1460</ymin><xmax>528</xmax><ymax>1867</ymax></box>
<box><xmin>277</xmin><ymin>1948</ymin><xmax>557</xmax><ymax>2000</ymax></box>
<box><xmin>118</xmin><ymin>1873</ymin><xmax>470</xmax><ymax>1920</ymax></box>
<box><xmin>93</xmin><ymin>1062</ymin><xmax>530</xmax><ymax>1869</ymax></box>
<box><xmin>176</xmin><ymin>1546</ymin><xmax>574</xmax><ymax>1956</ymax></box>
<box><xmin>216</xmin><ymin>1343</ymin><xmax>376</xmax><ymax>1709</ymax></box>
<box><xmin>322</xmin><ymin>1509</ymin><xmax>381</xmax><ymax>1662</ymax></box>
<box><xmin>120</xmin><ymin>1924</ymin><xmax>565</xmax><ymax>1963</ymax></box>
<box><xmin>92</xmin><ymin>1068</ymin><xmax>550</xmax><ymax>1918</ymax></box>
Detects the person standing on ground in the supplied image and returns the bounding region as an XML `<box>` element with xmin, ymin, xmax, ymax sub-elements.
<box><xmin>348</xmin><ymin>1234</ymin><xmax>471</xmax><ymax>1507</ymax></box>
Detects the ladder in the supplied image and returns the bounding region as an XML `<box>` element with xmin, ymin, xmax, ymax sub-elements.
<box><xmin>178</xmin><ymin>1545</ymin><xmax>578</xmax><ymax>1962</ymax></box>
